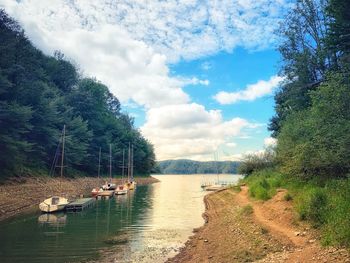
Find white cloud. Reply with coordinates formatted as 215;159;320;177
141;103;259;161
1;0;291;63
0;0;289;160
201;61;212;71
214;75;284;104
264;137;277;147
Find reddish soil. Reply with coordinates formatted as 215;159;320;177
0;176;159;221
167;186;350;263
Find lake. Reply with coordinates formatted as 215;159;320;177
0;174;241;263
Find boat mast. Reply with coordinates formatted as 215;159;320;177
131;144;134;181
109;144;112;180
122;149;125;181
60;125;66;178
128;142;131;182
98;147;101;178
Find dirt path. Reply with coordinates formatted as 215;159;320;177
167;186;350;263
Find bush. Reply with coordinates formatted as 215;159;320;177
322;179;350;246
296;188;328;227
238;146;276;175
244;169;283;200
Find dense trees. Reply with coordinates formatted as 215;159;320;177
269;0;350;178
158;159;240;174
0;10;155;178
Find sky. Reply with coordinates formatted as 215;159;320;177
0;0;292;161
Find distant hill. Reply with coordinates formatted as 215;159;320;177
157;159;240;174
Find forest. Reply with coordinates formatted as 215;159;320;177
157;159;240;174
0;10;156;179
239;0;350;247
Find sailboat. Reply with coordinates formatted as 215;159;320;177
204;152;224;191
102;144;116;191
115;149;128;195
39;125;69;213
92;147;104;197
124;143;136;190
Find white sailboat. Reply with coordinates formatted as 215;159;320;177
124;143;136;190
39;125;69;213
204;152;224;191
115;149;128;195
102;144;116;191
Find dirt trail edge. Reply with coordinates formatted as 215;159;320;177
167;186;350;263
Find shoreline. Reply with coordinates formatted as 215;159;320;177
167;187;350;263
0;176;159;222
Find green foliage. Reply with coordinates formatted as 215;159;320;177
157;159;240;174
295;187;328;227
245;170;350;247
322;179;350;246
237;147;276;175
277;72;350;178
243;169;283;200
0;10;155;178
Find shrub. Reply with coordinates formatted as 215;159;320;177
296;188;328;227
238;146;276;175
322;179;350;246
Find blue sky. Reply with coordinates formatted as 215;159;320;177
1;0;290;161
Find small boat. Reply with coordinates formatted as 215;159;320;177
102;182;116;190
96;190;114;197
205;185;224;191
91;187;103;197
124;181;136;190
39;125;69;213
39;196;69;213
115;184;128;195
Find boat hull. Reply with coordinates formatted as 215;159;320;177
39;197;69;213
124;181;136;190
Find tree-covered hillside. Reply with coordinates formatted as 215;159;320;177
268;0;350;178
0;10;155;178
157;159;240;174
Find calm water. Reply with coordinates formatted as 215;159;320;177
0;174;241;263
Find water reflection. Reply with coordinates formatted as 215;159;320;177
38;213;67;227
0;174;241;263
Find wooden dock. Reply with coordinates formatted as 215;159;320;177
66;198;95;212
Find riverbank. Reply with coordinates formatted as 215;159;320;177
167;186;350;263
0;176;159;221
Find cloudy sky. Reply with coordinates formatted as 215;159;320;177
1;0;290;161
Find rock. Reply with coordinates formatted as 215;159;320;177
308;239;316;243
294;232;301;236
204;239;208;243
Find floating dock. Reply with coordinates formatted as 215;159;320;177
66;198;95;212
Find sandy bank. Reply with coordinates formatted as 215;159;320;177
0;176;159;221
167;187;350;263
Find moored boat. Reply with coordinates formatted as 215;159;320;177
39;196;69;213
115;184;128;195
39;125;69;213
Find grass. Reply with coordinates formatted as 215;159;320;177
239;205;254;216
242;168;350;248
243;169;283;200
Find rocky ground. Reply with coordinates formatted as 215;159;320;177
0;176;159;221
167;186;350;263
